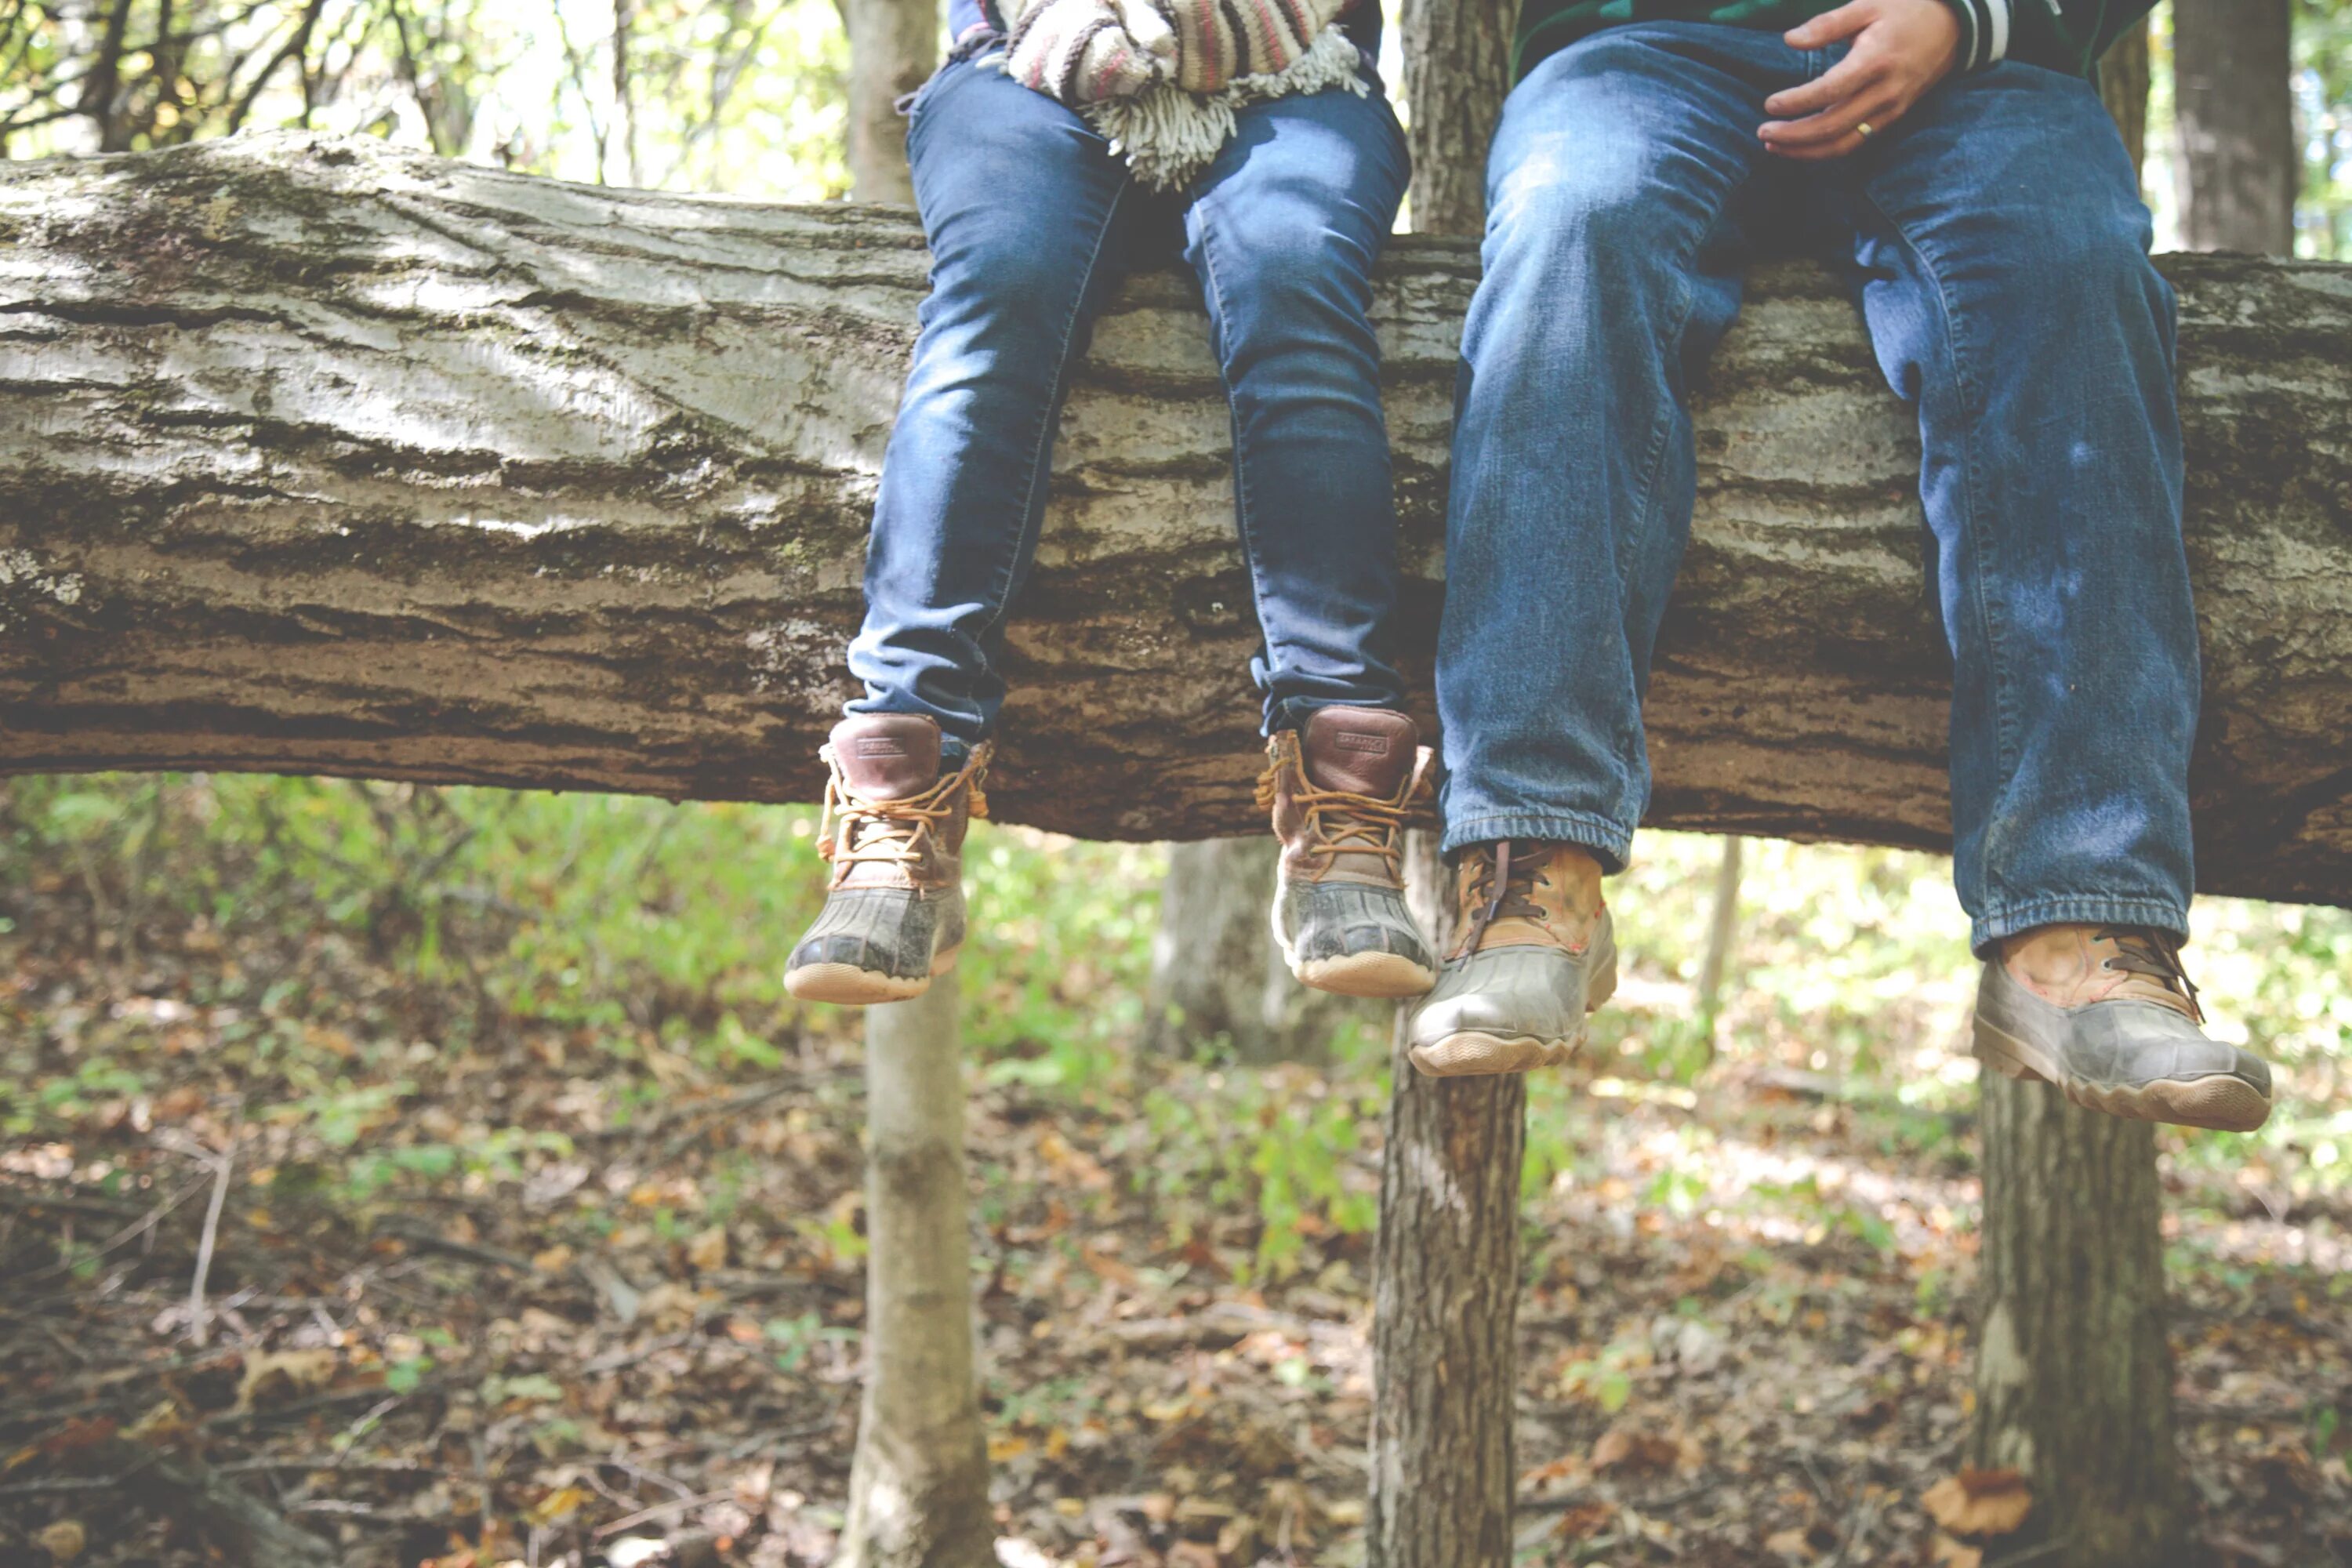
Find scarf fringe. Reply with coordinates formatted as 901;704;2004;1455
996;26;1367;190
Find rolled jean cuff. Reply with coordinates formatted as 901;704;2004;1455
1970;894;2190;961
1439;809;1632;874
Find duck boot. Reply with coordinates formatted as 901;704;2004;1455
1259;707;1438;1000
783;714;989;1006
1406;840;1617;1076
1973;924;2271;1132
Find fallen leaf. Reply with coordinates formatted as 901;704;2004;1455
37;1519;85;1562
1592;1428;1681;1474
687;1225;728;1272
527;1486;593;1526
236;1348;339;1411
1922;1468;2032;1538
1763;1526;1812;1562
1931;1537;1984;1568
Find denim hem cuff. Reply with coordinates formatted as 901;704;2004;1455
1970;894;2190;960
1439;810;1632;874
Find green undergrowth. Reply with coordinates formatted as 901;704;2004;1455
5;773;2348;1287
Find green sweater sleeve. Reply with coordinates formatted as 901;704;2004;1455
1944;0;2158;75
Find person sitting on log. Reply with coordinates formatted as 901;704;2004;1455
784;0;1439;1007
1402;0;2276;1131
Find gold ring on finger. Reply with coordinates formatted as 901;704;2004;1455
1856;120;1876;138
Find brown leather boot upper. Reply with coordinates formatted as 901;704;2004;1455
1450;840;1608;960
1259;706;1428;890
1998;923;2201;1021
819;714;988;894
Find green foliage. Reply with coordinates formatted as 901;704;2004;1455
4;769;2348;1265
1;0;851;198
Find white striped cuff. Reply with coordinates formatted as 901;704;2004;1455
1947;0;2010;70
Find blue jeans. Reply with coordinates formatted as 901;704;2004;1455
848;52;1412;751
1439;23;2198;956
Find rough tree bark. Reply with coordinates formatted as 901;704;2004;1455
2173;0;2298;254
1399;0;1517;234
1369;833;1524;1568
3;135;2350;906
1969;1088;2183;1565
1958;62;2186;1568
841;975;995;1568
836;0;936;202
1370;16;1525;1546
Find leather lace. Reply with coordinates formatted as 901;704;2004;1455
1455;839;1548;957
1254;753;1428;877
817;742;992;889
2096;926;2204;1023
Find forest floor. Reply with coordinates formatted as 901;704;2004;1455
5;808;2351;1568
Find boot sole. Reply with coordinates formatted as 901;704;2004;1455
1406;960;1617;1078
1295;949;1439;1000
1409;1029;1584;1076
1971;1015;2270;1134
784;943;962;1007
1270;898;1436;1000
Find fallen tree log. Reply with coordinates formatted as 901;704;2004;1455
2;133;2348;902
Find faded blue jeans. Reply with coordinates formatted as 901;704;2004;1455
848;50;1412;753
1438;23;2198;956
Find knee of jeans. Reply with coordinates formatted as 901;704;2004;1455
2036;200;2165;318
1486;150;1676;293
1200;226;1380;376
924;230;1097;347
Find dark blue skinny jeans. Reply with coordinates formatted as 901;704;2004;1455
847;51;1413;751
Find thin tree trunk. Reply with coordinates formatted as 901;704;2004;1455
612;0;638;187
2100;18;2151;178
1964;79;2185;1568
842;973;994;1568
1693;833;1743;1044
2173;0;2297;253
1969;1083;2184;1566
837;0;936;202
1401;0;1516;234
1369;832;1524;1568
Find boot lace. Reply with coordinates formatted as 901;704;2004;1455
2095;926;2204;1023
817;742;991;888
1254;750;1429;877
1454;839;1549;957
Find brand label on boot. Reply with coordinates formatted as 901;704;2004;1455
1334;732;1391;755
855;738;909;758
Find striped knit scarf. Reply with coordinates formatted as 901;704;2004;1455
987;0;1367;188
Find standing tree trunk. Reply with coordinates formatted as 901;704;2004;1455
837;0;938;202
1693;834;1744;1050
1962;56;2187;1568
1969;1087;2183;1565
1149;838;1374;1064
1400;0;1518;234
1369;834;1525;1568
1368;10;1528;1559
833;1;971;1554
2173;0;2298;253
842;974;995;1568
2100;18;2152;178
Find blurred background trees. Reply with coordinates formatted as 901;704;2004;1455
4;3;2351;1564
6;0;2352;252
